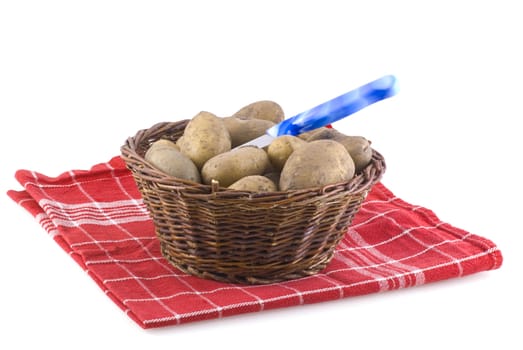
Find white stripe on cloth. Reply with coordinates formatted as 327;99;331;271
38;199;150;227
345;228;426;287
327;235;472;276
70;236;157;248
35;213;59;238
337;223;445;252
335;240;390;292
22;174;136;189
361;206;464;276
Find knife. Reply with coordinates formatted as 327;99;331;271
237;74;399;149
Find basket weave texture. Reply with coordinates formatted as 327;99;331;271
121;120;386;284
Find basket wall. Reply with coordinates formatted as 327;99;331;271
121;120;386;284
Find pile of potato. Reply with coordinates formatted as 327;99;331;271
144;100;373;192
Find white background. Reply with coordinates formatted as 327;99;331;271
1;1;521;349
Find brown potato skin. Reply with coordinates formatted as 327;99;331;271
304;128;373;173
201;146;270;187
232;100;285;124
267;135;306;171
228;175;278;192
297;127;331;141
334;135;373;173
147;139;179;152
223;116;275;147
145;142;201;183
279;140;355;191
177;111;231;169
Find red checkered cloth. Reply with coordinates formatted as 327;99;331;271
7;156;503;329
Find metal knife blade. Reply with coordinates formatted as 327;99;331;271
236;74;399;149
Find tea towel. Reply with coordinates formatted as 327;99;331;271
7;156;502;328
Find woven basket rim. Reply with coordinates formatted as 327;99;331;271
120;119;386;199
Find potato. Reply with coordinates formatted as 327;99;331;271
232;100;285;124
228;175;278;192
147;139;179;152
267;135;306;171
304;128;372;172
177;111;231;169
279;140;355;191
223;116;275;147
145;142;201;183
334;135;373;173
303;127;338;141
297;127;331;141
201;146;270;187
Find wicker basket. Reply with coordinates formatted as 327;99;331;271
120;120;386;284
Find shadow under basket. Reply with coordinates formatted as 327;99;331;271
121;120;386;284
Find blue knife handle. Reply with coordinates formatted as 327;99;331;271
266;75;399;137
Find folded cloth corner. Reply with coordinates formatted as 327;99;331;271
7;156;503;329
